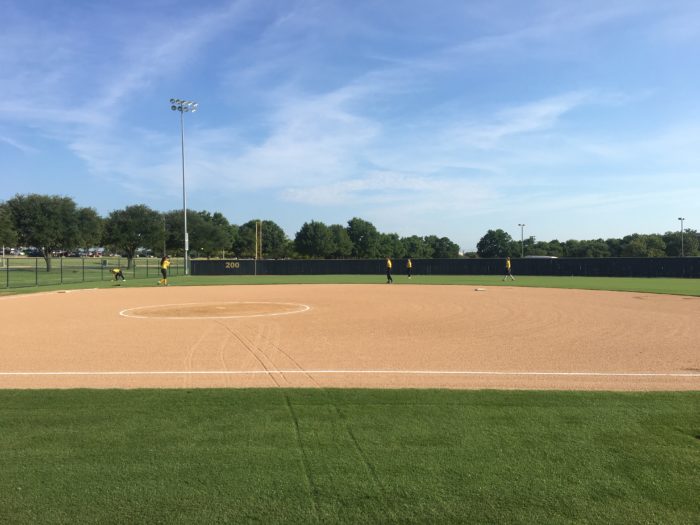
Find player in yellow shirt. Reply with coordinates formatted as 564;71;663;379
158;255;171;286
406;258;412;279
502;256;515;281
386;257;393;284
111;267;125;282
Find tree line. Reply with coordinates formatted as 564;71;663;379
0;194;460;270
475;228;699;259
2;195;695;271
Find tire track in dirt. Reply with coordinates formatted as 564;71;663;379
182;324;216;388
244;321;320;388
215;321;283;387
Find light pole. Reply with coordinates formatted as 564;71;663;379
678;217;685;257
518;223;526;258
170;98;198;275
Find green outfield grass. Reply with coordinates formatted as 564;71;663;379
1;272;699;297
1;389;698;523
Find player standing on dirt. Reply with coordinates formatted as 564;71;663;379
158;255;171;286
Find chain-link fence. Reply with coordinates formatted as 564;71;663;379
0;257;185;289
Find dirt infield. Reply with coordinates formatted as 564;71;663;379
1;284;699;390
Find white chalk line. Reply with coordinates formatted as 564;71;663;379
119;301;311;320
0;370;698;378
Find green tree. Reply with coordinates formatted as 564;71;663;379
425;235;460;258
347;217;380;258
544;240;564;257
233;220;256;257
76;207;103;251
567;239;611;258
102;205;163;268
191;211;234;259
162;210;184;257
619;234;665;257
401;235;433;258
227;223;240;258
476;229;513;258
295;221;333;258
378;233;405;258
328;224;353;258
663;230;699;256
643;234;666;257
621;236;648;257
606;238;623;257
162;210;233;259
6;194;81;270
0;203;18;250
235;220;290;258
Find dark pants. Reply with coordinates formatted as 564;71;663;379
161;269;167;279
386;269;393;283
114;271;124;281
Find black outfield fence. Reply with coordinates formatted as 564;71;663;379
191;257;700;278
2;256;697;290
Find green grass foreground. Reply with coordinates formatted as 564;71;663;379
1;273;700;297
1;389;698;523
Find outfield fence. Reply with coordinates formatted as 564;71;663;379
191;256;700;278
3;256;698;290
0;257;185;289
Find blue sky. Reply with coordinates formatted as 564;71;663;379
1;0;699;251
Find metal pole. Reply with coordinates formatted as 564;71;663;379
518;223;525;258
181;109;189;275
678;217;685;257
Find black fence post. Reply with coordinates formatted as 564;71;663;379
60;257;63;284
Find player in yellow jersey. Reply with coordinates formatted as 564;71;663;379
406;257;412;279
158;255;171;286
502;256;515;281
111;267;125;282
386;257;393;284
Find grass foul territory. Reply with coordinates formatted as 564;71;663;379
1;389;698;523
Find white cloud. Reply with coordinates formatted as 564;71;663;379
0;135;37;154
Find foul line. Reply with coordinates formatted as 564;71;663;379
0;370;699;378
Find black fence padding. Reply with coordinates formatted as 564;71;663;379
191;257;700;278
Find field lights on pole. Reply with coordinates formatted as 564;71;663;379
678;217;685;257
170;98;198;275
518;223;526;258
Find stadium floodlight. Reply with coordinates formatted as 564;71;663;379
678;217;685;257
170;98;198;275
518;223;526;258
